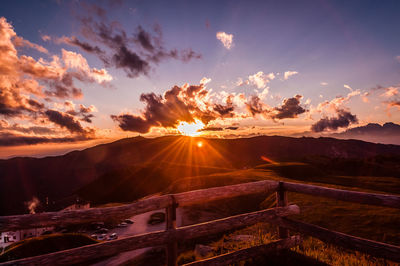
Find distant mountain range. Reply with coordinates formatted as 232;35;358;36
328;122;400;145
1;135;400;215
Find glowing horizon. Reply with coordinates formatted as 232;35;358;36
0;0;399;158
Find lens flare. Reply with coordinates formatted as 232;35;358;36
177;119;205;136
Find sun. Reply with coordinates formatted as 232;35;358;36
197;141;203;148
177;119;205;136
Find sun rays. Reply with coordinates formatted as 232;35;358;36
142;136;233;181
177;120;205;137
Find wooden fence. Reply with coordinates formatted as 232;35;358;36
0;180;399;265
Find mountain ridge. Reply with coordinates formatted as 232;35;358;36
1;135;400;215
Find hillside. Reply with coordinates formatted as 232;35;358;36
1;135;400;215
330;122;400;145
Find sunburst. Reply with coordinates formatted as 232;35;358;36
177;119;205;136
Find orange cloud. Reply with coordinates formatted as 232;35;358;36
0;17;108;145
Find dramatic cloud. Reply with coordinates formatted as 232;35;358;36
237;71;275;100
216;31;234;49
200;126;238;132
13;35;48;54
313;89;360;116
270;95;306;120
62;49;112;83
111;82;235;133
0;132;90;146
248;71;275;89
0;17;102;145
0;120;54;135
246;95;307;120
0;17;111;109
308;87;361;132
283;71;298;80
45;109;95;137
372;85;400;112
246;96;266;116
56;6;201;78
111;82;247;134
311;109;358;132
62;102;97;123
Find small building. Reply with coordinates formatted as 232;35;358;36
0;226;54;249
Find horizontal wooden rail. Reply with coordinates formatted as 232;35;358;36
278;218;400;262
174;179;278;206
2;180;399;232
0;180;279;232
183;235;302;266
0;195;171;232
283;182;400;209
0;205;299;265
2;179;399;265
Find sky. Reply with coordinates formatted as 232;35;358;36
0;0;400;158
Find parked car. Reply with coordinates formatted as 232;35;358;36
117;222;128;227
148;212;165;225
124;219;134;224
108;233;118;240
97;234;107;241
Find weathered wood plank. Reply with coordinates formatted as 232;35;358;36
282;181;400;209
0;195;171;231
166;196;178;266
0;180;279;232
0;230;171;266
0;205;299;265
175;205;299;241
183;235;302;266
175;180;279;207
276;181;289;238
277;218;400;262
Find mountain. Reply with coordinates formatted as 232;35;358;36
1;135;400;215
329;122;400;145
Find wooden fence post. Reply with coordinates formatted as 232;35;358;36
276;181;289;239
166;195;178;266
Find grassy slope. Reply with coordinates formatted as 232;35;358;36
168;166;400;265
77;161;233;205
2;163;398;265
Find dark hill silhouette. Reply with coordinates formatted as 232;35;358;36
330;122;400;145
1;135;400;215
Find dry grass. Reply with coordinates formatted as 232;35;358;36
175;166;400;265
178;223;398;265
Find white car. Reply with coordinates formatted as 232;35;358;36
97;234;107;241
108;233;118;240
117;222;128;227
